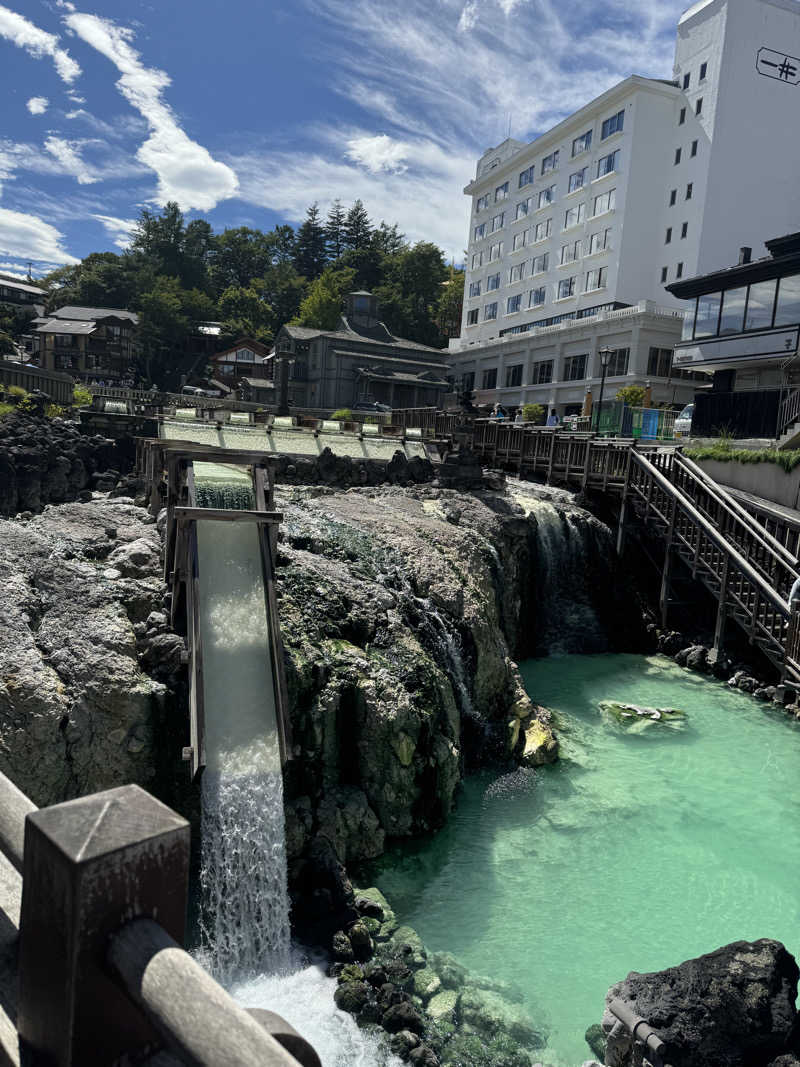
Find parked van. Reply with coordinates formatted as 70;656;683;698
674;403;694;438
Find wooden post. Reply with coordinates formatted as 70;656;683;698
616;446;634;557
713;556;730;656
659;495;677;629
18;785;189;1067
547;431;556;484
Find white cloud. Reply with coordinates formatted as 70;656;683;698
0;4;80;83
26;96;49;116
43;137;97;185
0;206;78;264
345;134;408;174
458;2;478;32
63;12;239;211
92;213;136;248
66;90;85;102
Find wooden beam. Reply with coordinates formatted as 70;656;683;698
174;507;283;524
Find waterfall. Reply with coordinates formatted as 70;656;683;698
529;498;608;655
193;463;291;982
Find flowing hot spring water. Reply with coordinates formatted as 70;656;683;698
367;653;800;1065
189;461;401;1065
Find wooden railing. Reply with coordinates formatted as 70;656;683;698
0;770;318;1067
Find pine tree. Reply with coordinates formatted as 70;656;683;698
325;199;346;261
293;203;328;280
343;200;373;252
373;221;405;256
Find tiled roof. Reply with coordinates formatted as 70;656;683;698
35;318;97;335
0;278;46;296
282;320;444;355
51;305;139;324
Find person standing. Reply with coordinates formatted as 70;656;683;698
546;408;559;427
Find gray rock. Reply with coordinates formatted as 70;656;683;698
382;1000;426;1034
331;931;354;963
459;986;543;1047
390;1030;420;1057
333;980;370;1014
602;939;799;1067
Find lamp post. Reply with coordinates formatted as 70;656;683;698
594;346;613;434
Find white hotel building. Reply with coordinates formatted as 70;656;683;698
449;0;800;416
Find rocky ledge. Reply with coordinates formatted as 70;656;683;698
0;496;181;805
331;887;544;1067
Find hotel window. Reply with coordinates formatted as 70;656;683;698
495;181;509;201
489;241;503;261
745;279;777;329
686;182;693;200
519;165;535;188
532;252;550;274
463;371;475;391
487;272;501;291
568;167;588;193
676;262;683;279
681;222;688;239
585;266;607;291
471;251;483;269
665;227;672;244
691;140;698;157
509;261;526;283
506;364;523;387
694;292;721;337
774;275;800;326
534;218;552;242
482;367;498;389
682;72;690;89
532;360;553;384
601;109;624;139
516;198;532;220
474;223;486;240
491;213;505;232
661;266;668;283
563;353;587;379
538;185;556;209
679;107;686;125
603;347;629;376
669;189;677;206
561;240;581;265
484;302;498;321
506;294;522;314
587;227;611;254
595;150;620;179
647;347;672;377
695;97;703;115
700;61;707;80
476;194;490;212
592;188;615;216
675;147;682;165
469;281;481;297
564;203;585;229
572;129;592;156
529;286;546;308
541;150;560;174
512;230;528;252
558;277;576;299
466;308;479;325
719;286;747;334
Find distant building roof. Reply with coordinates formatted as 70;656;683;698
197;321;222;336
211;338;272;361
51;305;139;324
0;277;47;296
35;318;97;336
282;321;444;355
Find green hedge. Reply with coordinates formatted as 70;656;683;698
685;444;800;474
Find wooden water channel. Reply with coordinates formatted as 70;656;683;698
469;421;800;682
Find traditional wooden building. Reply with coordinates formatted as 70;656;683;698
209;338;272;384
33;306;139;379
272;291;450;410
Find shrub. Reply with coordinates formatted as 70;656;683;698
7;385;27;399
685;444;800;474
45;403;65;418
615;384;646;407
522;403;544;424
331;408;352;420
72;384;93;407
0;401;13;419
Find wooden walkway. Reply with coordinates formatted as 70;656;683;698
470;422;800;681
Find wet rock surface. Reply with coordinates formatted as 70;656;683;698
0;495;177;805
330;888;545;1066
601;939;800;1067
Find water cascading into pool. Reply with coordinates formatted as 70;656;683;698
529;498;608;655
193;462;291;982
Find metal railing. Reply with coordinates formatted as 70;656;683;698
778;387;800;440
0;771;318;1067
607;998;672;1067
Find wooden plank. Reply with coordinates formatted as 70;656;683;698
174;507;283;524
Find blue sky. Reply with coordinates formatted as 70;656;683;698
0;0;686;277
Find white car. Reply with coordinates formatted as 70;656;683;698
674;403;694;438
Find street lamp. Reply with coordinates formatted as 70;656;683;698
594;346;613;434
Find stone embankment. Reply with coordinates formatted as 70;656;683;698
0;412;133;517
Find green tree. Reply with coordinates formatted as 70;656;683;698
256;262;307;335
292;267;355;330
615;384;646;407
131;202;187;279
218;285;272;343
522;403;545;424
0;330;15;356
337;245;384;292
435;266;464;340
136;278;216;388
210;227;278;292
293;203;328;280
325;199;346;260
375;241;448;346
372;221;405;256
270;224;296;264
343;200;373;251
